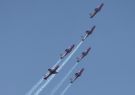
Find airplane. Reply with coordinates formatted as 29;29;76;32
70;68;84;83
90;3;104;18
44;65;59;80
76;47;91;62
81;26;96;41
60;44;75;59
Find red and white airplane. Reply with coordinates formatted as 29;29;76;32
77;47;91;62
44;65;59;80
60;44;75;59
90;3;104;18
70;68;84;83
82;26;96;41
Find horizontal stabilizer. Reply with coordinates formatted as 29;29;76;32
75;73;79;76
86;30;90;34
65;49;69;52
48;69;52;72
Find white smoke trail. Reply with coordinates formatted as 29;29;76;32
26;78;44;95
50;63;78;95
60;84;72;95
34;75;55;95
34;41;83;95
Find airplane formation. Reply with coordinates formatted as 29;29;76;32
26;3;104;95
44;2;104;81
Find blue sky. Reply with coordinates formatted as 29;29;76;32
0;0;135;95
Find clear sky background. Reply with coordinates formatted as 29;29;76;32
0;0;135;95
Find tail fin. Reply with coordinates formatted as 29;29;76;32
60;53;63;59
70;78;73;83
44;77;47;80
81;36;84;41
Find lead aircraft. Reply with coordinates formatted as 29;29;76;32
44;65;59;80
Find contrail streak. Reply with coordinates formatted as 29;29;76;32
50;63;78;95
26;78;44;95
26;59;61;95
34;41;83;95
34;75;55;95
60;84;72;95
